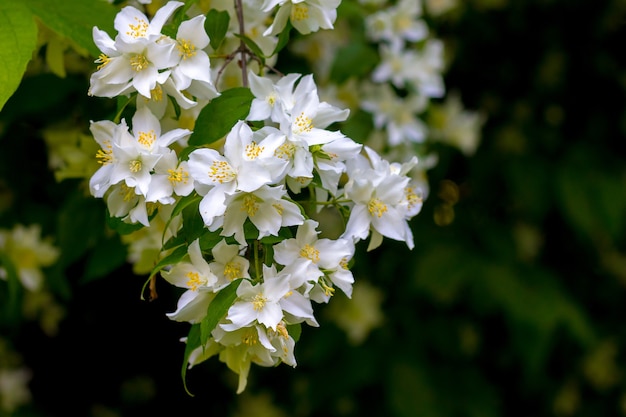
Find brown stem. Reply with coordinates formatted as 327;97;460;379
234;0;248;87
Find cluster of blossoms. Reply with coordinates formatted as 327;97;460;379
87;0;425;393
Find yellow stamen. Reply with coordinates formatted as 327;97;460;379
186;271;203;291
291;3;309;21
95;141;113;165
245;142;264;160
299;244;320;263
126;17;149;38
293;112;313;134
168;167;189;185
223;262;241;281
242;195;260;217
130;54;149;72
177;39;197;59
208;160;236;184
368;198;388;218
252;293;267;311
137;130;156;147
95;53;111;70
275;142;296;160
129;159;142;173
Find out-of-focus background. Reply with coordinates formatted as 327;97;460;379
1;0;626;416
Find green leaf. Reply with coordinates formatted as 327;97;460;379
188;87;254;146
271;21;291;56
82;235;128;284
330;42;379;84
206;9;230;51
200;279;243;348
234;33;266;61
24;0;118;58
286;323;301;342
147;244;189;281
0;2;37;112
106;210;146;235
0;252;23;326
181;323;201;396
181;197;206;243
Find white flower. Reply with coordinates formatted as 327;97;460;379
0;224;59;292
146;150;194;204
223;275;291;331
219;184;305;246
365;0;428;49
106;183;151;226
263;0;341;36
360;82;428;146
209;239;251;287
342;147;415;250
274;220;350;289
247;72;301;123
171;14;214;90
188;121;287;228
162;239;219;323
114;1;183;43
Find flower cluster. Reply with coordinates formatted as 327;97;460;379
86;0;432;393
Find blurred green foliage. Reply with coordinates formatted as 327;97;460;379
1;0;626;416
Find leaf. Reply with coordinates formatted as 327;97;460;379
0;252;23;326
188;87;254;146
106;210;146;235
82;235;128;284
286;323;301;342
181;323;201;396
234;33;266;61
271;21;291;57
0;2;38;112
24;0;118;58
200;279;243;348
206;9;230;51
330;42;379;84
147;244;189;281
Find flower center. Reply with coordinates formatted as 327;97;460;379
223;262;242;281
208;160;236;184
299;244;320;263
129;159;142;173
130;54;149;72
186;271;203;291
368;198;388;218
293;112;314;134
168;167;189;184
242;194;260;217
126;17;149;38
292;3;309;21
177;39;197;59
252;293;267;311
275;142;296;160
245;142;265;160
137;130;156;147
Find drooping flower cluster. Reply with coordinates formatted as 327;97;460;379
86;0;434;394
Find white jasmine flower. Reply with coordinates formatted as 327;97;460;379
342;147;414;250
171;14;213;90
0;224;59;292
360;82;428;146
208;239;251;287
218;185;304;246
365;0;428;49
247;72;301;123
188;121;287;228
263;0;341;36
223;275;291;331
162;239;220;323
114;1;183;43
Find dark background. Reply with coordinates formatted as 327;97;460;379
2;0;626;415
